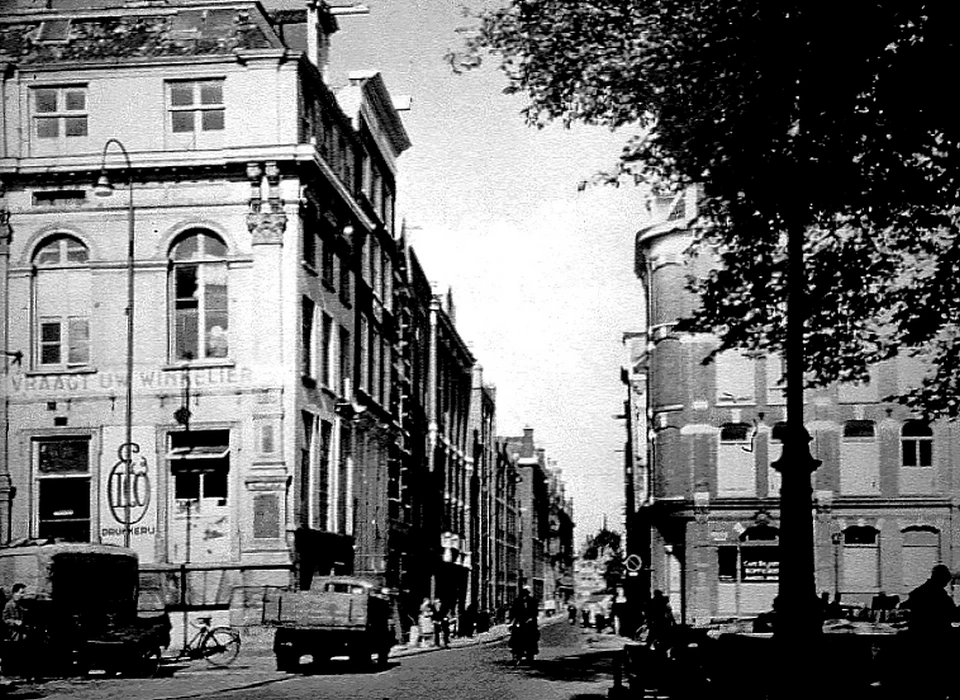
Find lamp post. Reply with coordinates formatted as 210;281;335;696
95;138;135;549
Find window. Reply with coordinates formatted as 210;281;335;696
34;437;91;541
715;350;755;405
302;224;317;269
339;248;351;305
841;420;879;494
33;235;91;370
317;420;332;529
767;422;786;497
339;326;351;396
33;86;87;140
902;421;933;468
321;225;336;285
300;412;313;528
320;312;333;387
169;231;229;362
168;80;225;133
370;237;381;294
901;420;935;494
717;422;755;497
301;297;315;379
337;423;351;533
359;316;369;393
902;527;939;591
40;317;89;366
841;526;880;593
765;352;786;405
168;430;230;505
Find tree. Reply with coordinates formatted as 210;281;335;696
580;527;625;591
450;2;960;417
451;0;960;674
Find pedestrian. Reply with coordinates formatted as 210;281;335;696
418;598;434;647
898;564;956;699
2;583;30;679
644;590;675;650
431;599;450;648
567;603;578;624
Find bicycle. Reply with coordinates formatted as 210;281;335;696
170;616;241;668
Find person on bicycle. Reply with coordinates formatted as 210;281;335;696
509;587;539;660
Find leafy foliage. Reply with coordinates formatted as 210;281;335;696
452;2;960;418
580;527;624;590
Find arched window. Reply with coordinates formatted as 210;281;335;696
169;230;229;361
902;526;940;590
32;234;91;368
901;421;933;468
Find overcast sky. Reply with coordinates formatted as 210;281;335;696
327;0;650;539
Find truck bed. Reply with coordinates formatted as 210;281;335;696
264;590;370;629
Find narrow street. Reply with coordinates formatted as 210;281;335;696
10;622;627;700
224;623;623;700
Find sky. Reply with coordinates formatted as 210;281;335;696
327;1;651;539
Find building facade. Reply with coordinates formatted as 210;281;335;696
0;0;571;641
634;187;960;626
0;0;414;629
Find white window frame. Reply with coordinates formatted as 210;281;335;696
901;420;933;468
38;315;90;368
32;84;88;142
169;231;229;363
167;79;225;134
33;235;92;371
717;422;756;497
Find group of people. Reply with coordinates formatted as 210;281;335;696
414;598;451;648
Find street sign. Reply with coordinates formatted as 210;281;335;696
624;554;642;572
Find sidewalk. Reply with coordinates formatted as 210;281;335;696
6;617;571;700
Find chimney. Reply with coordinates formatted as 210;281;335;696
522;427;534;458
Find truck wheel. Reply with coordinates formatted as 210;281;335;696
350;651;372;668
275;652;297;673
377;647;390;667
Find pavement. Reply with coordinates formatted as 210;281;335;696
2;616;627;700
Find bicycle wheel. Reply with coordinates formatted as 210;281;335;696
201;627;241;667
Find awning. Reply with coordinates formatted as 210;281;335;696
166;445;230;460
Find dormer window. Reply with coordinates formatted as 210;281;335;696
33;86;87;140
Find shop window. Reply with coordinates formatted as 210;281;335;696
34;437;91;541
32;234;91;370
169;230;229;362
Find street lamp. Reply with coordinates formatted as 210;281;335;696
95;138;135;549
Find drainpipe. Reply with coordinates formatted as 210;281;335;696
0;191;13;545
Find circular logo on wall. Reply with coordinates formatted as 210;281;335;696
108;442;151;526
